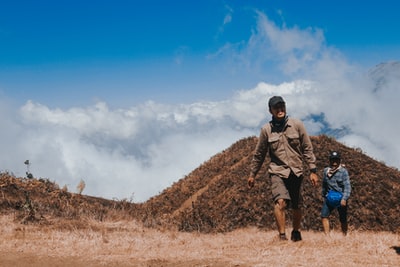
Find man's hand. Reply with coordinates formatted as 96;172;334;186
309;172;318;187
247;177;255;188
340;199;347;206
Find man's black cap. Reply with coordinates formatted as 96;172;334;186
268;96;285;108
329;151;341;160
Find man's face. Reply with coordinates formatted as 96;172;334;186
330;159;340;168
270;103;286;120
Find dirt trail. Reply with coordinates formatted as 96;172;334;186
171;157;249;217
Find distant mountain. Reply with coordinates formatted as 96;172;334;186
312;61;400;139
368;61;400;93
141;135;400;233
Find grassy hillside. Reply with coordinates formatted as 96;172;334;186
1;135;399;234
141;135;400;233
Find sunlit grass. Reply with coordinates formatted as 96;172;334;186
0;215;398;266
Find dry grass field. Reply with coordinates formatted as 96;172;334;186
0;214;398;267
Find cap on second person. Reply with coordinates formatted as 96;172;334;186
329;151;341;160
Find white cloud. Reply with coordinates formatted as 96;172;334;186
5;98;257;202
214;4;234;41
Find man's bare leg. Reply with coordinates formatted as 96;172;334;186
274;199;286;237
322;218;330;234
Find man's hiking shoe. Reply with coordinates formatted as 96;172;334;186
279;233;288;241
291;230;302;242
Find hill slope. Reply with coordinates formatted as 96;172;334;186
0;174;140;228
1;135;399;234
141;135;400;233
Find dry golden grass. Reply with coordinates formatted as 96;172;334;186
0;215;398;267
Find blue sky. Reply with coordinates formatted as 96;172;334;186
0;1;400;201
1;0;399;107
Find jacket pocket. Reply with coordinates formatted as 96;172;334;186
268;135;280;150
286;133;300;149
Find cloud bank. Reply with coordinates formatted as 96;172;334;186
1;12;398;202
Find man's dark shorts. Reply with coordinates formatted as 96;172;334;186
270;172;303;209
321;200;348;223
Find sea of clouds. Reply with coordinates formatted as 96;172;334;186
1;12;399;202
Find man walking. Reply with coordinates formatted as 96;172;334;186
247;96;319;241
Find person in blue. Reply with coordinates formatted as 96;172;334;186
321;151;351;235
